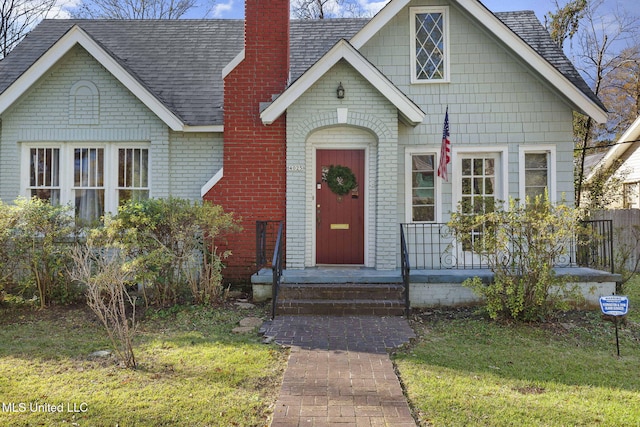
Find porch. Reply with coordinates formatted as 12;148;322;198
252;220;621;317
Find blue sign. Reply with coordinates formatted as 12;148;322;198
599;296;629;316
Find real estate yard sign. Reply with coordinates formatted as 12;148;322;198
600;296;629;357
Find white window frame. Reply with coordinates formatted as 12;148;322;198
21;142;150;219
26;145;61;204
518;145;556;203
410;6;450;84
405;148;440;223
452;146;508;212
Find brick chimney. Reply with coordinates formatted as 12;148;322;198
204;0;290;280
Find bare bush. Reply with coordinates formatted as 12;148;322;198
71;244;137;369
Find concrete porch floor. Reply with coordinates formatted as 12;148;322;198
252;266;620;285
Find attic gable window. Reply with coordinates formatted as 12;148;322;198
411;7;450;83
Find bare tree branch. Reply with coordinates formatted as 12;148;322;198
0;0;61;58
71;0;200;19
291;0;371;19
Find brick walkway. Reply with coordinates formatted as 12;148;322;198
261;316;417;427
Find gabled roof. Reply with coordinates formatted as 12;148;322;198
351;0;606;123
587;115;640;181
261;39;425;126
0;19;245;129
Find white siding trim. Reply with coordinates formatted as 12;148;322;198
588;114;640;182
518;145;557;202
222;49;245;79
182;125;224;133
201;167;224;197
404;147;441;223
451;145;509;211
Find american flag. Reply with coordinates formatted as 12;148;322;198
437;108;450;181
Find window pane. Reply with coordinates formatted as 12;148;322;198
118;148;149;206
119;190;150;206
31;189;60;204
525;153;547;169
462;159;472;175
473;159;483;175
75;189;104;224
415;12;445;80
74;148;105;223
524;152;548;199
28;148;60;203
413;206;435;222
411;154;435;222
75;148;104;187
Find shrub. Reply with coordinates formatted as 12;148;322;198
449;193;581;321
94;198;240;307
10;197;82;307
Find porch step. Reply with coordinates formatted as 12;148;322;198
275;283;406;316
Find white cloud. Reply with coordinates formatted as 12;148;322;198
52;0;83;19
212;0;235;18
360;0;390;16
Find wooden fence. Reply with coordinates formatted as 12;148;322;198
590;209;640;272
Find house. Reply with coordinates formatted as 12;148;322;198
0;0;618;308
587;115;640;208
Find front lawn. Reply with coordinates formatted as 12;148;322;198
394;279;640;426
0;302;286;426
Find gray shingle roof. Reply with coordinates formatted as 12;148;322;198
0;19;245;126
0;13;602;126
494;10;605;112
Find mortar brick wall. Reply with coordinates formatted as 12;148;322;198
204;0;290;280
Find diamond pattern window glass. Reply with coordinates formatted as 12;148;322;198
411;7;448;82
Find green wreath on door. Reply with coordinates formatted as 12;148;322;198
326;165;357;196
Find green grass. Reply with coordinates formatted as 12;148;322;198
394;278;640;427
0;301;287;426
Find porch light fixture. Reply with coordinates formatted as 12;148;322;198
337;82;345;99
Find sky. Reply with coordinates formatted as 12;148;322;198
52;0;637;24
203;0;612;21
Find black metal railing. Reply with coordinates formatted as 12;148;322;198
256;220;282;272
271;222;285;320
400;224;411;316
400;219;615;273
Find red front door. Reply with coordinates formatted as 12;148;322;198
316;149;365;264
